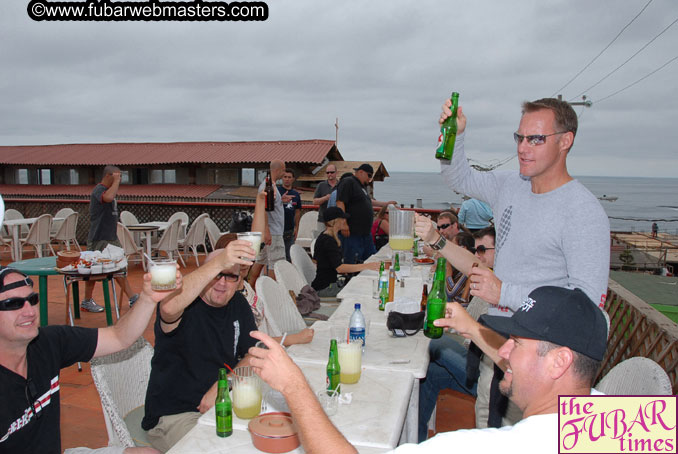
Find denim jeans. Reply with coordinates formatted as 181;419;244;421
339;233;376;264
282;229;295;261
418;335;477;442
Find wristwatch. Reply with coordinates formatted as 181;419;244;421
429;234;447;251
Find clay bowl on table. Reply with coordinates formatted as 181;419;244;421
57;251;81;269
248;412;300;453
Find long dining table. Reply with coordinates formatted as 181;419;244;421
167;246;433;453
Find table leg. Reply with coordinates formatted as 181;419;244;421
145;231;153;268
102;278;114;326
400;379;420;444
12;225;20;261
39;275;48;326
72;281;80;319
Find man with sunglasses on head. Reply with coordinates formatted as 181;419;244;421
140;241;258;452
313;163;339;238
0;266;176;454
336;163;396;263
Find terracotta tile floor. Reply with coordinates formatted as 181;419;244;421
1;250;475;450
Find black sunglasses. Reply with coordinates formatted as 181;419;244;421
367;173;373;179
0;292;39;311
437;223;452;230
513;131;566;146
216;272;240;282
326;171;336;174
473;245;495;254
25;378;42;420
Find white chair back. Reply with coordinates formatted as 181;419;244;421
119;211;139;226
154;218;185;266
52;211;81;251
295;211;318;249
290;244;316;286
51;207;75;235
90;337;154;448
274;260;307;296
596;357;672;395
255;276;307;338
117;223;146;271
180;213;209;266
204;217;228;251
3;209;27;236
21;214;54;259
167;212;189;240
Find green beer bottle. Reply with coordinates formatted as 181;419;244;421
326;339;341;395
379;270;389;311
424;258;447;339
435;92;460;160
394;253;400;271
215;368;232;437
413;239;419;258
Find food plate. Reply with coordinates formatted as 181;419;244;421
413;257;434;264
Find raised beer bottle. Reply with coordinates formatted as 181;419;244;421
265;172;275;212
424;258;447;339
435;92;460;160
215;368;232;437
326;339;341;395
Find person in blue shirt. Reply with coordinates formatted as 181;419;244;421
457;198;493;232
277;168;303;261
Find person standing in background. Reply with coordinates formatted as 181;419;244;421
82;166;137;313
278;168;302;261
458;198;493;232
312;164;338;238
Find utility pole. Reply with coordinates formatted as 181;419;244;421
335;117;339;147
558;94;592;108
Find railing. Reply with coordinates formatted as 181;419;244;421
600;279;678;393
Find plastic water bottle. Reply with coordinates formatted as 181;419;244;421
349;303;366;350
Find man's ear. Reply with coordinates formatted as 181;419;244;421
550;347;575;380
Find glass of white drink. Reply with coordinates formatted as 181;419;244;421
337;341;362;384
232;366;262;419
236;232;263;262
388;208;415;251
149;259;177;291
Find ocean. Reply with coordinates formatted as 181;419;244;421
374;173;678;233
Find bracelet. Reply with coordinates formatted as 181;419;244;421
429;234;447;251
158;311;183;325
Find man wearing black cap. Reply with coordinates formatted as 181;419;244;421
0;266;174;454
247;286;608;454
335;163;396;263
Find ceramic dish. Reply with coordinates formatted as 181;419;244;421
248;412;299;453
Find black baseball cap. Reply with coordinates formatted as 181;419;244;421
353;164;374;174
324;207;350;222
481;286;608;361
0;267;34;294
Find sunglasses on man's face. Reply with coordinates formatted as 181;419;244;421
437;223;452;231
0;293;39;311
473;245;495;254
326;171;336;174
513;131;566;146
216;272;240;282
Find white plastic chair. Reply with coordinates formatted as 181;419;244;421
90;337;154;448
19;214;54;259
255;276;307;338
3;209;27;238
204;217;229;251
119;211;139;226
117;223;146;271
274;260;308;296
290;244;316;286
179;213;209;266
167;212;189;240
50;207;75;236
596;357;672;395
295;211;318;249
153;218;185;267
51;211;81;252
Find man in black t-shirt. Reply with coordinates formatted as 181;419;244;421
142;241;259;452
336;163;395;264
0;265;174;454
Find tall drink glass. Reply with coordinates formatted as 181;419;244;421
337;341;362;384
388;207;415;251
232;366;262;419
236;232;263;262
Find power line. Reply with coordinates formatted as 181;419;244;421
594;54;678;104
551;0;653;97
570;15;678;101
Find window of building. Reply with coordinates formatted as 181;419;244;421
16;169;28;184
69;169;79;184
257;169;268;186
121;170;129;184
241;168;255;186
150;169;176;184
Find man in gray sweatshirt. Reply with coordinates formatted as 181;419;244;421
426;97;609;430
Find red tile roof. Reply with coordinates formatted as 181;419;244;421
0;140;340;166
0;184;221;199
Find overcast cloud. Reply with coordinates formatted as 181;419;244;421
1;0;677;177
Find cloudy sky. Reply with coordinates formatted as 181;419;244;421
1;0;677;177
